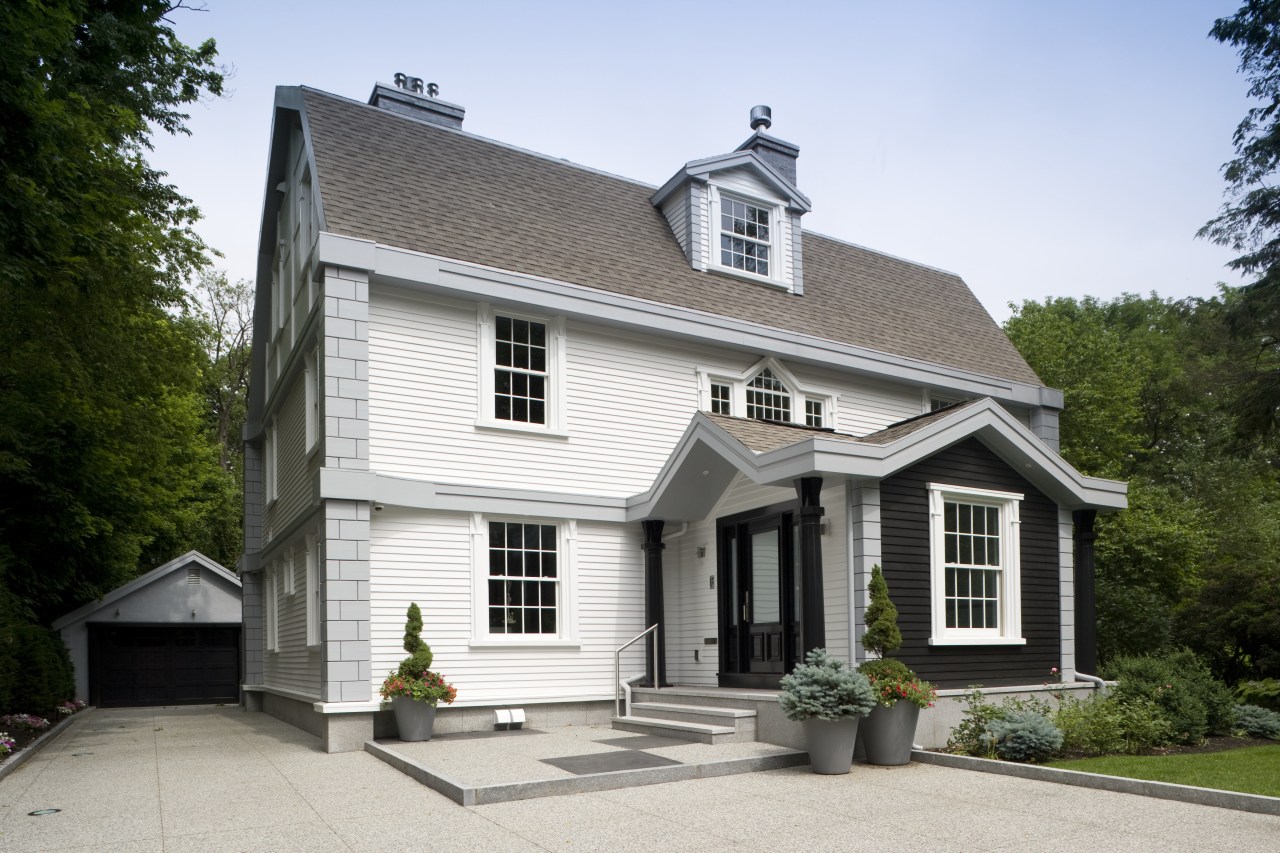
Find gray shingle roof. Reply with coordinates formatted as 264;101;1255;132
300;88;1042;386
706;398;985;454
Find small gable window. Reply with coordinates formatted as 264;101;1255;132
746;368;791;422
701;358;836;430
720;198;771;277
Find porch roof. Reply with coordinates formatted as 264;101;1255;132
626;398;1127;522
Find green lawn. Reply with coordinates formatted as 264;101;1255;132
1047;745;1280;798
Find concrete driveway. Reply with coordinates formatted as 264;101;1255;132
0;706;1275;852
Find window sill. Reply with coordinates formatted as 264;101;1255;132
708;265;793;292
468;639;581;650
474;418;569;439
928;636;1027;647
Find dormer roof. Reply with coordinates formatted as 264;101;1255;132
650;149;811;212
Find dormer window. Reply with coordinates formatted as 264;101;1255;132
746;368;790;422
720;198;771;277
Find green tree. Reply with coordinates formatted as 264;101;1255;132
1200;1;1280;434
0;1;223;623
861;564;902;658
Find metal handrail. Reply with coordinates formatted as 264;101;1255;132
614;624;659;717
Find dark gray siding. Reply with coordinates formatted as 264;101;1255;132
880;438;1060;688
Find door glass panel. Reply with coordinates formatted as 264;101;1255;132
751;528;781;623
727;530;738;626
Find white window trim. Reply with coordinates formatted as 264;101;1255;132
697;357;838;429
265;563;280;653
264;419;278;506
282;548;296;596
468;513;579;648
927;483;1025;646
304;348;320;455
706;185;789;290
305;532;320;647
475;303;568;437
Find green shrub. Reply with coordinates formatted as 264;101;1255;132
948;688;1006;757
1053;693;1172;755
861;565;902;657
779;648;875;721
858;657;913;683
984;710;1063;763
1234;704;1280;739
1103;649;1235;744
4;623;74;715
1237;678;1280;712
395;602;433;678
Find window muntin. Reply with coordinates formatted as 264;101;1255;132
494;316;548;425
711;383;732;415
746;368;791;422
720;198;771;276
928;484;1024;645
805;400;824;428
487;521;559;635
943;502;1002;630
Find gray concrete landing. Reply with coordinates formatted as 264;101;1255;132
365;724;807;805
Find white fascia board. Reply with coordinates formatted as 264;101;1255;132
650;150;811;212
342;236;1045;407
316;232;376;272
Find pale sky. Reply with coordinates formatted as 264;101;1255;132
153;0;1252;323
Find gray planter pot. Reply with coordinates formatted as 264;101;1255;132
391;695;438;742
858;700;920;766
802;717;861;774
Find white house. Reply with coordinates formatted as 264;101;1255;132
241;79;1126;752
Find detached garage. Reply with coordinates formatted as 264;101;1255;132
53;551;243;708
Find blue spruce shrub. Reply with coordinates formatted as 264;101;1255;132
984;709;1064;763
779;648;876;721
1234;704;1280;740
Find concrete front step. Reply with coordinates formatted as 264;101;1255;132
628;702;758;738
611;715;753;744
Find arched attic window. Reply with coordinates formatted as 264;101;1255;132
746;368;791;422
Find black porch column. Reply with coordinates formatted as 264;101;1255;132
795;477;826;654
1073;509;1098;675
641;520;668;687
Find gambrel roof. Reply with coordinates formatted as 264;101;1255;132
294;87;1042;386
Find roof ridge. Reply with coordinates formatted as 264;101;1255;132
299;86;662;192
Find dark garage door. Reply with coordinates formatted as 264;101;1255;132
89;625;241;708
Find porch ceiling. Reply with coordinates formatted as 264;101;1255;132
626;399;1127;522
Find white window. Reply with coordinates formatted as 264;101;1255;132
699;358;835;429
746;368;791;422
305;532;320;647
470;514;578;646
264;563;280;652
304;348;319;452
710;382;732;416
282;548;296;596
264;419;277;504
928;484;1025;646
476;305;566;434
719;196;771;277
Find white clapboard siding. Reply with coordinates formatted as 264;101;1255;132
660;188;691;261
664;475;850;685
787;362;923;434
267;377;315;535
264;552;321;697
368;288;927;497
369;509;646;705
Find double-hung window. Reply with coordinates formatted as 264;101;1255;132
478;306;566;434
305;533;320;647
264;563;280;652
487;521;559;635
720;197;771;277
928;484;1025;645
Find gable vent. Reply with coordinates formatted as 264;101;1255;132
187;566;201;584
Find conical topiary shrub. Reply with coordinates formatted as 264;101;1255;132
861;564;902;658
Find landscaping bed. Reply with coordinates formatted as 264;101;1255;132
1048;742;1280;798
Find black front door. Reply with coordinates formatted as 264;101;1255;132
719;504;800;688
